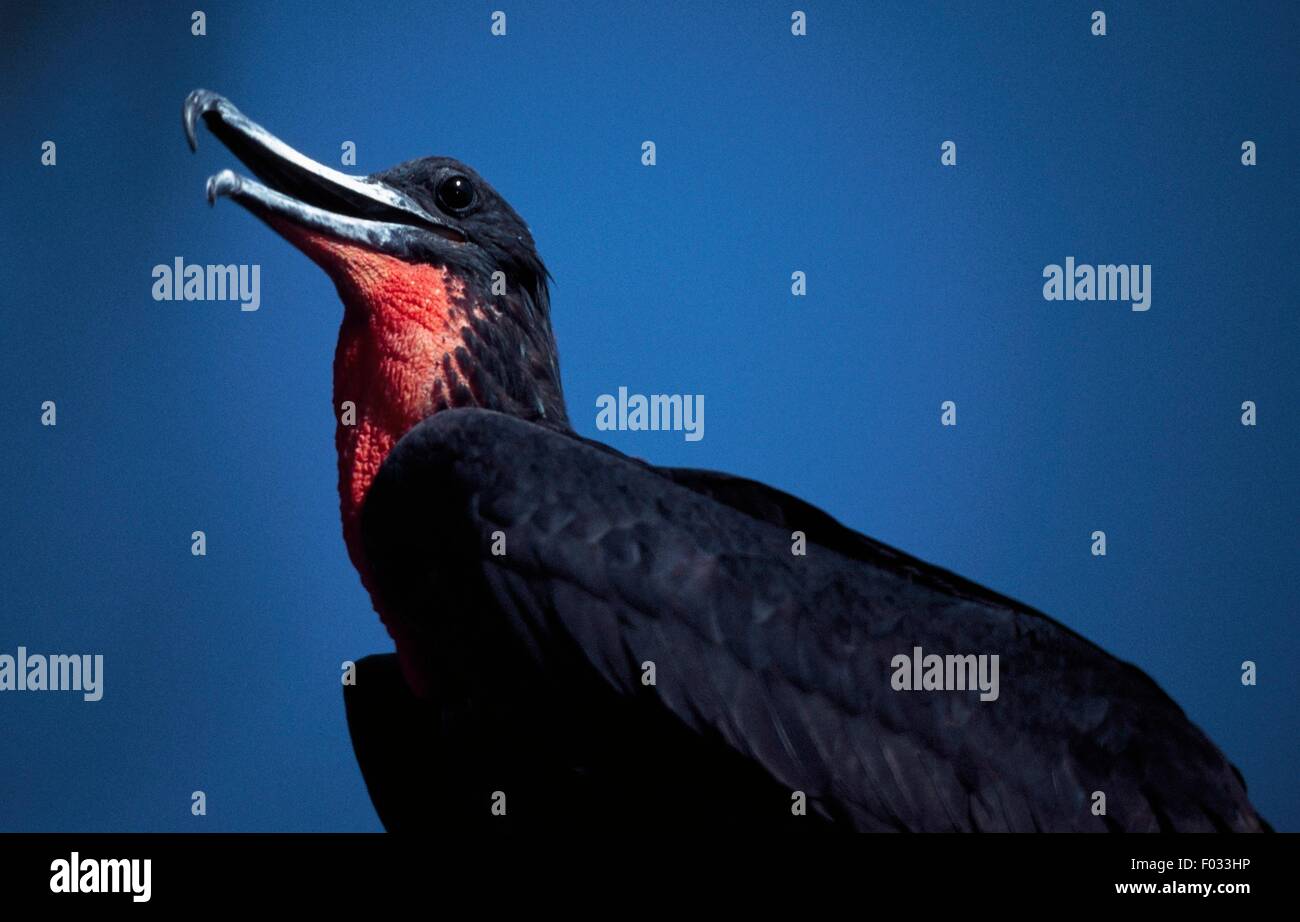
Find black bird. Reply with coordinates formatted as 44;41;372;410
184;90;1268;832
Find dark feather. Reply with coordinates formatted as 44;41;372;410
352;408;1267;831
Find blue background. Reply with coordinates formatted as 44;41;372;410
1;1;1295;831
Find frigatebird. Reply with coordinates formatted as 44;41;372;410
183;89;1268;832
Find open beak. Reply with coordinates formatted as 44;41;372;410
183;89;465;253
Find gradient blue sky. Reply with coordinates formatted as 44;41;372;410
1;1;1296;831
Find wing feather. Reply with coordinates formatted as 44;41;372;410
357;409;1267;832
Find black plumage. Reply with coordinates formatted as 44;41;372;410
349;409;1267;831
183;89;1268;833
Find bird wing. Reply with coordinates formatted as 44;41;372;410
354;407;1265;831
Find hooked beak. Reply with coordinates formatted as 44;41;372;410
183;89;466;253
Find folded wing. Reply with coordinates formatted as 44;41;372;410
352;408;1266;832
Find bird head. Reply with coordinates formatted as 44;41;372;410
184;89;568;575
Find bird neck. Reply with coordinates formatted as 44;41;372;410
275;231;567;582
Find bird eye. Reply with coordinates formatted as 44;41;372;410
436;175;476;214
